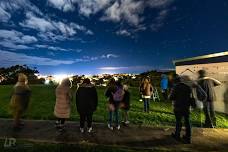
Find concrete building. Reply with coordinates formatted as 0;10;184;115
173;51;228;114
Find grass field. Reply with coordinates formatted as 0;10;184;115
0;85;228;128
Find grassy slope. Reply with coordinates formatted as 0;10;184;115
0;85;228;128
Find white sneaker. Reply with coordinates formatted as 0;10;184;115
117;125;121;130
108;124;113;130
80;128;84;133
88;127;93;133
125;121;130;125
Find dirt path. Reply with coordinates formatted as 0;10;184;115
0;119;228;151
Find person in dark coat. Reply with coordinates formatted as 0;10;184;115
76;78;98;133
197;70;221;128
169;75;193;144
121;84;130;125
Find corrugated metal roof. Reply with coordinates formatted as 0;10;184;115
173;51;228;65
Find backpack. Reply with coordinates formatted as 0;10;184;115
112;86;124;102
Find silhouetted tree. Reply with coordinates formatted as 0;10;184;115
0;65;43;84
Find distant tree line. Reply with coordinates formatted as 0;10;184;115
0;65;45;85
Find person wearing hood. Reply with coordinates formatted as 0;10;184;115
76;78;98;133
169;75;194;144
197;70;221;128
161;74;169;100
10;73;31;130
54;78;72;132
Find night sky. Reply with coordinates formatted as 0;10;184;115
0;0;228;75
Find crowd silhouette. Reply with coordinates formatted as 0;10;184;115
9;69;221;144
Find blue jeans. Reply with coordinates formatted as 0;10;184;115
143;98;150;112
108;102;120;126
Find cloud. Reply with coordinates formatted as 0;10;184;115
98;65;154;70
101;0;144;26
0;41;32;50
0;50;75;66
150;9;169;31
116;29;131;37
20;12;93;41
35;44;81;52
48;0;111;16
48;0;75;12
75;53;119;63
0;7;11;22
0;0;43;23
101;54;119;59
74;0;111;17
0;29;37;49
147;0;174;8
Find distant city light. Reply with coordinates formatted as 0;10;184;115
53;74;73;84
44;79;50;85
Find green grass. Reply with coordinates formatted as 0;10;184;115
0;85;228;128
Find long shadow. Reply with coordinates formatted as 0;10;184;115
118;135;181;148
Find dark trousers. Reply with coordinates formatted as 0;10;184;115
174;110;191;139
57;118;65;124
143;98;150;112
203;102;216;127
162;89;168;100
80;113;93;128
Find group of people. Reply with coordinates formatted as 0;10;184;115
169;70;221;144
9;69;221;144
10;74;130;133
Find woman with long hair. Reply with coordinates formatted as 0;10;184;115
140;77;153;112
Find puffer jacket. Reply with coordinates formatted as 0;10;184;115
54;85;71;118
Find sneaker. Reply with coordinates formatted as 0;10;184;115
55;121;60;128
125;121;130;125
108;124;113;130
80;128;84;133
88;127;93;133
117;125;121;130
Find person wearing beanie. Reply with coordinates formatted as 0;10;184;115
76;78;98;133
10;73;31;130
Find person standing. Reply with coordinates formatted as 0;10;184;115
197;70;221;128
140;77;153;112
105;78;116;130
10;73;31;130
76;78;98;133
120;84;131;125
169;75;193;144
105;79;124;130
161;74;168;100
54;78;72;132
